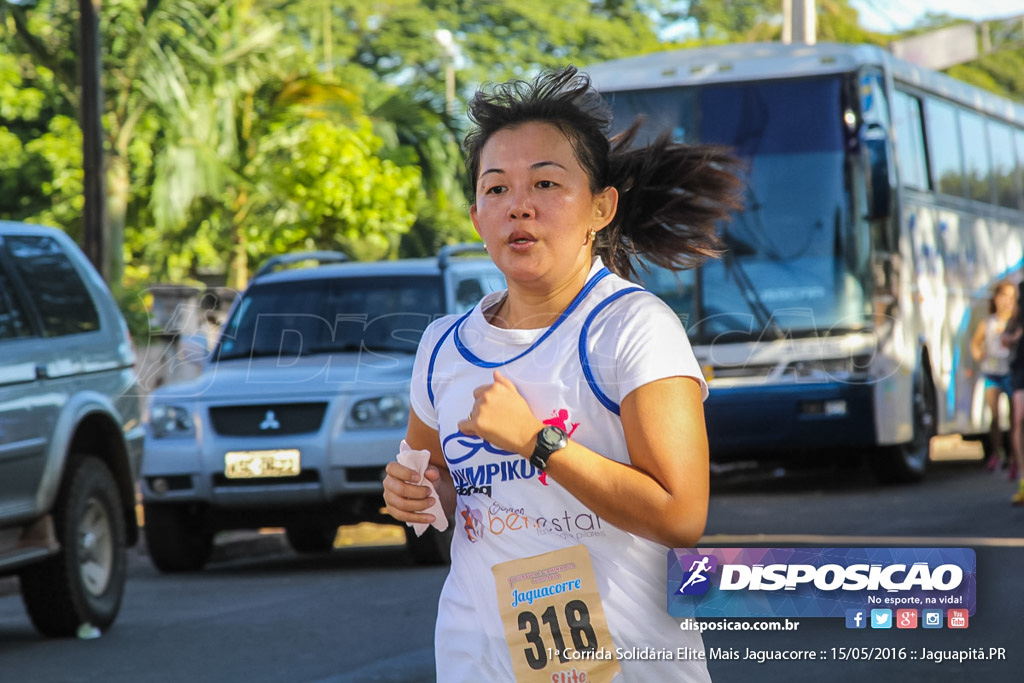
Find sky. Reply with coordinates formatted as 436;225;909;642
849;0;1024;32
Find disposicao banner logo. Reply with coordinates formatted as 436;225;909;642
667;548;976;618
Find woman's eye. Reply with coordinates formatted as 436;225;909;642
536;180;556;189
485;185;507;195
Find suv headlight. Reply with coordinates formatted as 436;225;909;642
346;395;410;430
147;404;195;438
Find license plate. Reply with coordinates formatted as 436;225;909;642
224;450;301;479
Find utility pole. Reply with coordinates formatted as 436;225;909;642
434;29;456;117
79;0;108;281
782;0;817;45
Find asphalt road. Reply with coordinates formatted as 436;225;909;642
0;454;1021;683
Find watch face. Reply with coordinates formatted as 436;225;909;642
540;425;567;450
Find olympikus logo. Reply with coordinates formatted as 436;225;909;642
451;459;539;488
442;431;516;465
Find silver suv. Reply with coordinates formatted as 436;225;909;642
140;246;503;570
0;222;144;637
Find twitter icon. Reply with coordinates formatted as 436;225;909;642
870;609;892;629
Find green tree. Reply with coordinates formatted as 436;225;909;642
284;1;666;103
256;117;423;261
684;0;779;40
0;0;209;286
0;5;84;235
275;0;674;255
136;1;430;285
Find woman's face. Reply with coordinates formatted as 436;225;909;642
470;121;616;290
995;285;1017;316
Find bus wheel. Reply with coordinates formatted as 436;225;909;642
871;367;935;484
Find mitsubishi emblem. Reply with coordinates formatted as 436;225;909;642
259;410;281;431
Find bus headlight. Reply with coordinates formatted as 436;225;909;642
789;355;872;382
346;395;410;430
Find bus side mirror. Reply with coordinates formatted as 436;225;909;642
863;123;892;221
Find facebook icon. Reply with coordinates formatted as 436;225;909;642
846;609;867;629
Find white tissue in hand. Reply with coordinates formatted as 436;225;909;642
396;440;449;536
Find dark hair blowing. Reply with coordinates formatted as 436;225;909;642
463;65;743;280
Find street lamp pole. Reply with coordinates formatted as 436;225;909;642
79;0;108;281
434;29;456;117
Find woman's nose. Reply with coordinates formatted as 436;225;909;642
507;189;533;220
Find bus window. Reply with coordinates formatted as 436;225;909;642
925;98;966;197
988;120;1020;210
891;90;929;191
607;88;698;145
700;78;844;156
960;110;993;204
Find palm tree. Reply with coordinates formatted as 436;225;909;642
140;0;302;287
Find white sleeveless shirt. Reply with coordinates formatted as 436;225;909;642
410;259;712;682
980;315;1011;376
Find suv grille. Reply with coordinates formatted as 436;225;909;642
209;403;328;436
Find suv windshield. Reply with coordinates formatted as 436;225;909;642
216;275;444;360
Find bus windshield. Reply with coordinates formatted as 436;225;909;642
609;76;870;343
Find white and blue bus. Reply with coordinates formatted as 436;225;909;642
587;42;1024;482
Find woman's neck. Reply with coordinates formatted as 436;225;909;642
489;262;594;330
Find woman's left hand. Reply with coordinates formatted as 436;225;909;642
457;370;543;457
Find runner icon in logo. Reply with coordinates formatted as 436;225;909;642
537;409;580;486
677;555;717;595
461;506;484;543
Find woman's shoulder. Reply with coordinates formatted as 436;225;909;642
588;270;685;336
594;269;677;314
418;312;465;353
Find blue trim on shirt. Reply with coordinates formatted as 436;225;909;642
578;287;646;416
426;312;470;408
451;268;612;368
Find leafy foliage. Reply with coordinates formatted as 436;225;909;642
0;0;1022;317
255;117;423;261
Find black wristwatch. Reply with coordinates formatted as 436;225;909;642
530;425;568;471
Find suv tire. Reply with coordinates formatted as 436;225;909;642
285;525;338;553
143;504;213;573
20;456;127;637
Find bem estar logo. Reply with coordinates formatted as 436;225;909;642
676;555;717;596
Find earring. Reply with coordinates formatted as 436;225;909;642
584;228;596;246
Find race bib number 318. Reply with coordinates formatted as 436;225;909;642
492;545;621;682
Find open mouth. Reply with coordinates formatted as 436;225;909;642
508;231;537;247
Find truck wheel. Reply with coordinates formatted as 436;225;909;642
19;456;127;637
285;525;338;553
404;523;453;565
143;504;213;573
